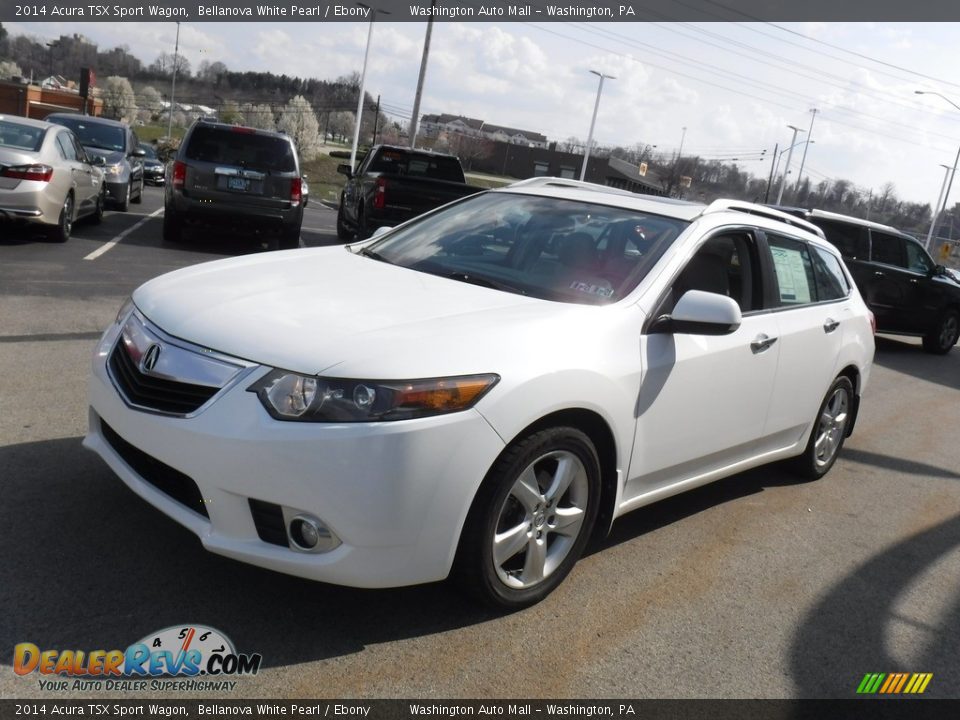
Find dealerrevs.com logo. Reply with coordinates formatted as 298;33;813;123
14;625;262;692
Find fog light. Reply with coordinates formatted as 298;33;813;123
288;514;340;553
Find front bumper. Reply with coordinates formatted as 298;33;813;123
83;321;505;588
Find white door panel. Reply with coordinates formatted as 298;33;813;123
627;314;779;496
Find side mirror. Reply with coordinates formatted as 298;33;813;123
371;226;393;239
337;163;353;178
301;173;309;181
89;156;106;167
650;290;742;336
132;148;146;158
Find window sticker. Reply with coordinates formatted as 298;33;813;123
569;281;614;298
770;246;812;303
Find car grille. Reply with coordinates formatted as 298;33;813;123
249;499;289;547
108;341;219;415
100;418;209;519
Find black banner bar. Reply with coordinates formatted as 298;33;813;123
2;700;960;720
4;0;960;22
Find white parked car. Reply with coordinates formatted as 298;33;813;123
85;180;875;608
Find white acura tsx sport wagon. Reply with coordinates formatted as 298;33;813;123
84;179;875;609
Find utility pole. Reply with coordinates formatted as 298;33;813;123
794;108;818;195
580;70;615;182
167;21;181;139
408;3;435;148
776;124;804;206
372;95;381;144
764;142;778;204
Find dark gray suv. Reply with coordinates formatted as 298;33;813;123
801;209;960;354
164;119;304;249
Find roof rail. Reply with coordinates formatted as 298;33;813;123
506;176;636;197
703;199;825;239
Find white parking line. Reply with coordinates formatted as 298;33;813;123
83;208;164;261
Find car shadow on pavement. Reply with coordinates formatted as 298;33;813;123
789;512;960;698
0;437;502;670
873;336;960;392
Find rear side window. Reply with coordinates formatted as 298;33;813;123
810;246;850;301
811;219;869;259
870;231;906;268
367;150;463;182
56;133;78;161
0;120;45;151
767;234;816;306
184;126;296;172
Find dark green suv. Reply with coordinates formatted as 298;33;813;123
164;119;304;249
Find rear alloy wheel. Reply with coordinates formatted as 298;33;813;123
922;310;959;354
791;376;854;480
48;193;74;243
455;427;600;610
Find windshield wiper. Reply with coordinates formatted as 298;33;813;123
446;271;527;296
359;247;392;264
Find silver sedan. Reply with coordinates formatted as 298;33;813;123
0;114;105;242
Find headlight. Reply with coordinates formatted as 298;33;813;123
105;163;123;176
248;371;499;422
115;297;135;325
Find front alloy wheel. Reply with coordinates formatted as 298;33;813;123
455;427;600;609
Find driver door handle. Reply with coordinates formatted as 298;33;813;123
750;334;778;354
823;318;840;333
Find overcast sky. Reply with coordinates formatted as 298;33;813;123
9;19;960;206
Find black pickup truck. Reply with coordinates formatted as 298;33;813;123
336;145;483;240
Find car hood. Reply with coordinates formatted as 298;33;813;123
133;246;618;377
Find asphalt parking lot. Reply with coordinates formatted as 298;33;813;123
1;187;959;699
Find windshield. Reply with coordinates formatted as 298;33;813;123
50;117;124;152
366;192;689;305
140;144;158;160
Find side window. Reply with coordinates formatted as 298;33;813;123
56;133;77;161
904;240;934;274
69;134;86;162
767;234;817;306
870;232;906;268
668;232;762;313
811;219;868;259
810;246;850;301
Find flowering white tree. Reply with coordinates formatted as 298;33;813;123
277;95;321;161
101;76;137;122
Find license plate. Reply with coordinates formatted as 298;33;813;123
228;177;250;191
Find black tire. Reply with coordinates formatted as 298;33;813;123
453;426;601;610
162;207;181;244
356;205;371;240
131;174;143;204
88;187;104;225
116;181;131;212
278;225;302;250
791;376;854;480
336;199;353;241
48;193;74;243
922;310;959;354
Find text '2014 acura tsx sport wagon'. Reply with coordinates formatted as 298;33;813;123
84;179;875;609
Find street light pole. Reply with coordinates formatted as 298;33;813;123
926;163;954;251
580;70;615;182
167;22;181;139
916;90;960;251
350;4;390;172
775;124;804;206
794;107;818;195
408;2;435;148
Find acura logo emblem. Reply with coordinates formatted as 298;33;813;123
141;344;162;372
